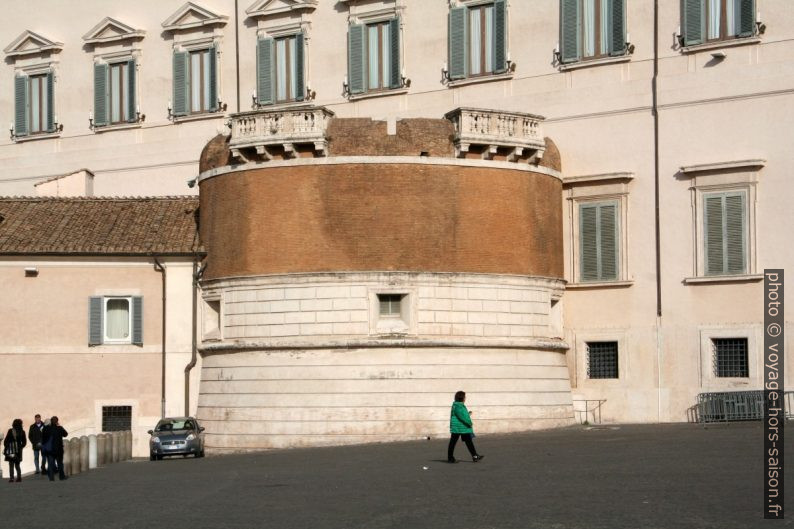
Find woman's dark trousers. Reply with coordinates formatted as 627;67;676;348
448;433;477;461
8;460;21;480
47;453;65;481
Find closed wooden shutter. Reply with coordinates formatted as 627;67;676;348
704;194;725;275
208;46;218;112
127;59;136;123
580;204;599;281
257;38;274;105
448;6;467;79
724;193;746;274
348;24;366;94
388;17;401;89
608;0;627;56
94;63;109;127
682;0;704;46
89;296;103;345
172;51;189;116
493;0;507;73
295;33;305;101
599;203;618;280
132;296;143;345
46;71;55;132
14;75;28;137
560;0;581;63
736;0;755;37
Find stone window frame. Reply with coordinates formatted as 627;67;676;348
94;399;139;435
202;293;222;342
698;325;759;390
368;286;417;336
680;159;763;284
574;329;628;388
563;172;633;289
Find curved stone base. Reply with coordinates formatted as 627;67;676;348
197;346;574;452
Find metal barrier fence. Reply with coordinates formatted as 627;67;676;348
697;390;794;423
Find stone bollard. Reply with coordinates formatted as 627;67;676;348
97;434;105;466
121;431;128;460
80;436;89;472
70;438;81;476
126;430;133;459
111;432;120;463
63;438;71;476
88;435;98;469
104;433;112;464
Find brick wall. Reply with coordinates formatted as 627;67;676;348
200;162;563;280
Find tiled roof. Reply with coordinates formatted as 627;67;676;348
0;197;202;256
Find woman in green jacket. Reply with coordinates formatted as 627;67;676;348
448;391;484;463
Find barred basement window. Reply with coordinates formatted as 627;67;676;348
102;406;132;432
713;338;749;378
587;341;619;379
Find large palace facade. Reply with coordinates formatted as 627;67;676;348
0;0;792;456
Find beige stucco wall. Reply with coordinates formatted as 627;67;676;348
0;257;197;472
0;0;791;429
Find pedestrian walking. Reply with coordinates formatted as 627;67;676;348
28;414;47;475
41;416;68;481
447;391;484;463
4;419;27;482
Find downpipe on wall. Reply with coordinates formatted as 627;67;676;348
153;257;166;419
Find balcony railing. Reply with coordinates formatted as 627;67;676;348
444;107;545;162
228;106;334;161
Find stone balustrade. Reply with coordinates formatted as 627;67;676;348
229;106;335;162
444;107;546;162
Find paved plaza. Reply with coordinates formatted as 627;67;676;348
0;422;791;529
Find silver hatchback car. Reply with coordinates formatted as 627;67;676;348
148;417;205;460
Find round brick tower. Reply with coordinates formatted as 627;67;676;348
196;106;573;451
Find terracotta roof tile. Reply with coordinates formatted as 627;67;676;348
0;197;202;256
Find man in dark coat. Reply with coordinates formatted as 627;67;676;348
41;416;68;481
28;414;47;474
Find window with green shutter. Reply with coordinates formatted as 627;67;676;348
173;47;219;115
681;0;756;46
13;72;55;137
94;59;137;128
257;33;305;105
448;1;507;81
560;0;626;64
89;296;143;346
579;201;619;282
704;191;746;276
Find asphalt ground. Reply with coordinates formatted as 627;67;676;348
0;422;792;529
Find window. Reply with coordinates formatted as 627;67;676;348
559;0;626;64
579;201;618;282
89;296;143;346
102;406;132;432
680;0;757;47
713;338;749;378
448;1;507;80
348;18;401;95
378;294;403;318
370;290;413;335
704;191;746;276
587;341;619;379
93;60;137;128
172;46;218;117
257;33;305;105
13;72;54;137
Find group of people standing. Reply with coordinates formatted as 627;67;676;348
3;414;69;482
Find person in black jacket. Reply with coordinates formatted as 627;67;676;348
41;416;68;481
28;414;47;475
4;419;27;483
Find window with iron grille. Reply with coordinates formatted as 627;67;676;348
587;341;618;379
713;338;749;377
378;293;403;317
102;405;132;432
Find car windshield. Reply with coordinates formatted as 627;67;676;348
155;419;194;432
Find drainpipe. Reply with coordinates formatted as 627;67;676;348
184;258;205;416
234;0;241;112
652;0;663;423
153;258;167;419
